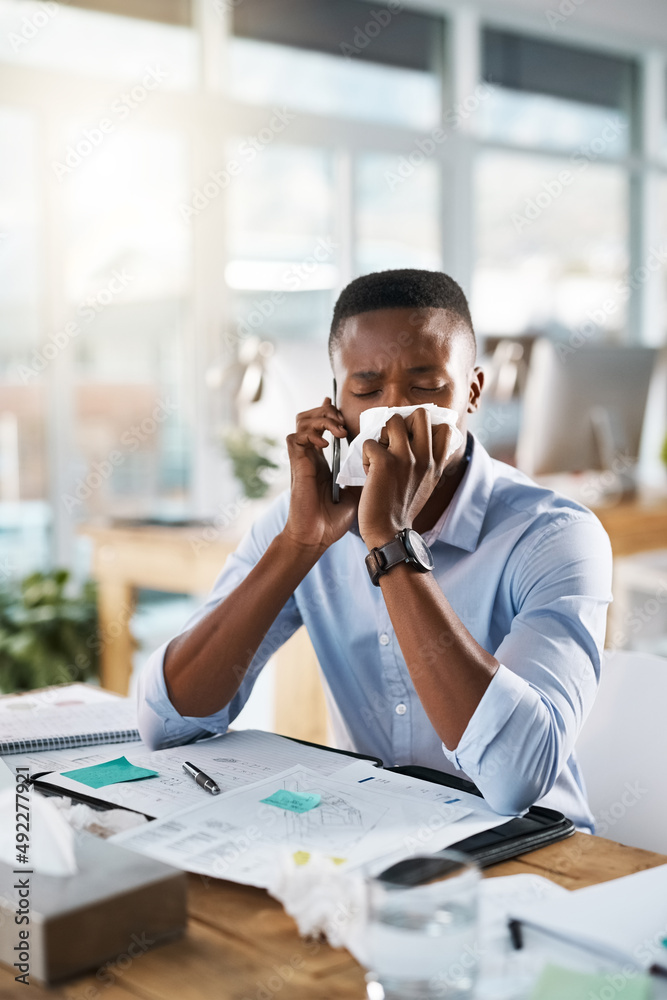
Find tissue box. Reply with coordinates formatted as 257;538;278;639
0;830;186;985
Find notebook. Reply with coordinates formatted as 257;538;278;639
508;864;667;976
0;684;140;755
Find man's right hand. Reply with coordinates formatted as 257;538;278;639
282;397;359;552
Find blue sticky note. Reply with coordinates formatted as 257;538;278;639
62;756;159;789
260;789;322;813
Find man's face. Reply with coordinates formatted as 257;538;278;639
331;307;484;453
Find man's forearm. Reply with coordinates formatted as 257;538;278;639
378;564;499;748
164;533;323;717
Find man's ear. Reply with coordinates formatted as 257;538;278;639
467;367;484;413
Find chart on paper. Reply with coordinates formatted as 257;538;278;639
111;764;474;888
24;730;373;818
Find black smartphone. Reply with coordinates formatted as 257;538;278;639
332;378;340;503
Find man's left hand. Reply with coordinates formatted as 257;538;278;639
357;407;453;549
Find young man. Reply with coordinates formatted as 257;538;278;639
138;269;612;831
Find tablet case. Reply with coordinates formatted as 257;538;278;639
30;735;575;879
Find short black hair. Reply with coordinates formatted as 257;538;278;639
329;268;476;364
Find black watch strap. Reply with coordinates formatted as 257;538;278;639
365;530;432;587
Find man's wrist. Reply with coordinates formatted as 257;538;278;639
274;529;327;565
363;524;409;552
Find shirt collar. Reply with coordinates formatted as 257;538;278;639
346;432;495;552
433;433;495;553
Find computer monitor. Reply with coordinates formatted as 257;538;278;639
516;340;658;480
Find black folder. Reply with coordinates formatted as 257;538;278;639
287;737;575;884
30;732;575;884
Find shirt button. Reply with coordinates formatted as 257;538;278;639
395;703;407;715
379;633;390;645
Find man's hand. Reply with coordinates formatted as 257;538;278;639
358;407;453;549
282;397;359;552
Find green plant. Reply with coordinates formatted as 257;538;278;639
661;431;667;469
222;428;279;499
0;570;99;693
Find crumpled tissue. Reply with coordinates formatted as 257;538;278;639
0;787;78;876
337;404;464;487
267;850;370;965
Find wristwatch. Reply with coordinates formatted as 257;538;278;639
365;528;435;587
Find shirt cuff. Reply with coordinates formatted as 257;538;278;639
441;663;528;776
137;639;233;749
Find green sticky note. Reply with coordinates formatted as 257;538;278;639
62;756;159;789
531;964;652;1000
260;789;321;813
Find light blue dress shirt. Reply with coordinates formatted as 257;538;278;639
137;434;613;831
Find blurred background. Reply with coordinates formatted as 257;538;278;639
1;0;667;715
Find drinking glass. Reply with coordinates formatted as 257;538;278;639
364;851;481;1000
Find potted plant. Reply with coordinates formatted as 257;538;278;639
0;570;99;693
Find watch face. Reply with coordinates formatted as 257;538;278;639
405;529;435;571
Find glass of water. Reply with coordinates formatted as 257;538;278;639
364;851;481;1000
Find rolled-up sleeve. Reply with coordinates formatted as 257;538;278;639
441;513;613;815
137;492;303;750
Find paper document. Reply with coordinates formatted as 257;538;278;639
111;764;473;887
509;863;667;974
33;729;375;818
333;759;516;864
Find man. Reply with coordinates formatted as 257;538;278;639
138;269;612;831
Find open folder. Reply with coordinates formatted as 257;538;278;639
27;729;574;882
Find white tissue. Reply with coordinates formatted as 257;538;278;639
268;851;369;963
337;404;464;487
0;788;78;876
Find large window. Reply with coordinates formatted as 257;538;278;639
473;28;637;345
474;153;628;337
1;0;666;578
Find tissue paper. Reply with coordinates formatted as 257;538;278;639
268;850;369;963
0;787;78;876
337;404;463;487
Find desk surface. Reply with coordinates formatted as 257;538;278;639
2;832;666;999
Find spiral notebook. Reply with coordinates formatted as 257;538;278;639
0;684;139;755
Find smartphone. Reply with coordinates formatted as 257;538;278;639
332;377;341;504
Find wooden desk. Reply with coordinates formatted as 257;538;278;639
81;523;328;741
2;833;665;999
593;494;667;557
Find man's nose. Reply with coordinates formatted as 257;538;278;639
382;386;412;409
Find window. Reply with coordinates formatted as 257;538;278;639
473;151;628;337
0;106;51;577
0;0;197;87
355;154;442;274
478;29;636;155
229;0;442;129
62;126;193;519
225;144;338;343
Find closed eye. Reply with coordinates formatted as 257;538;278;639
351;385;447;398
